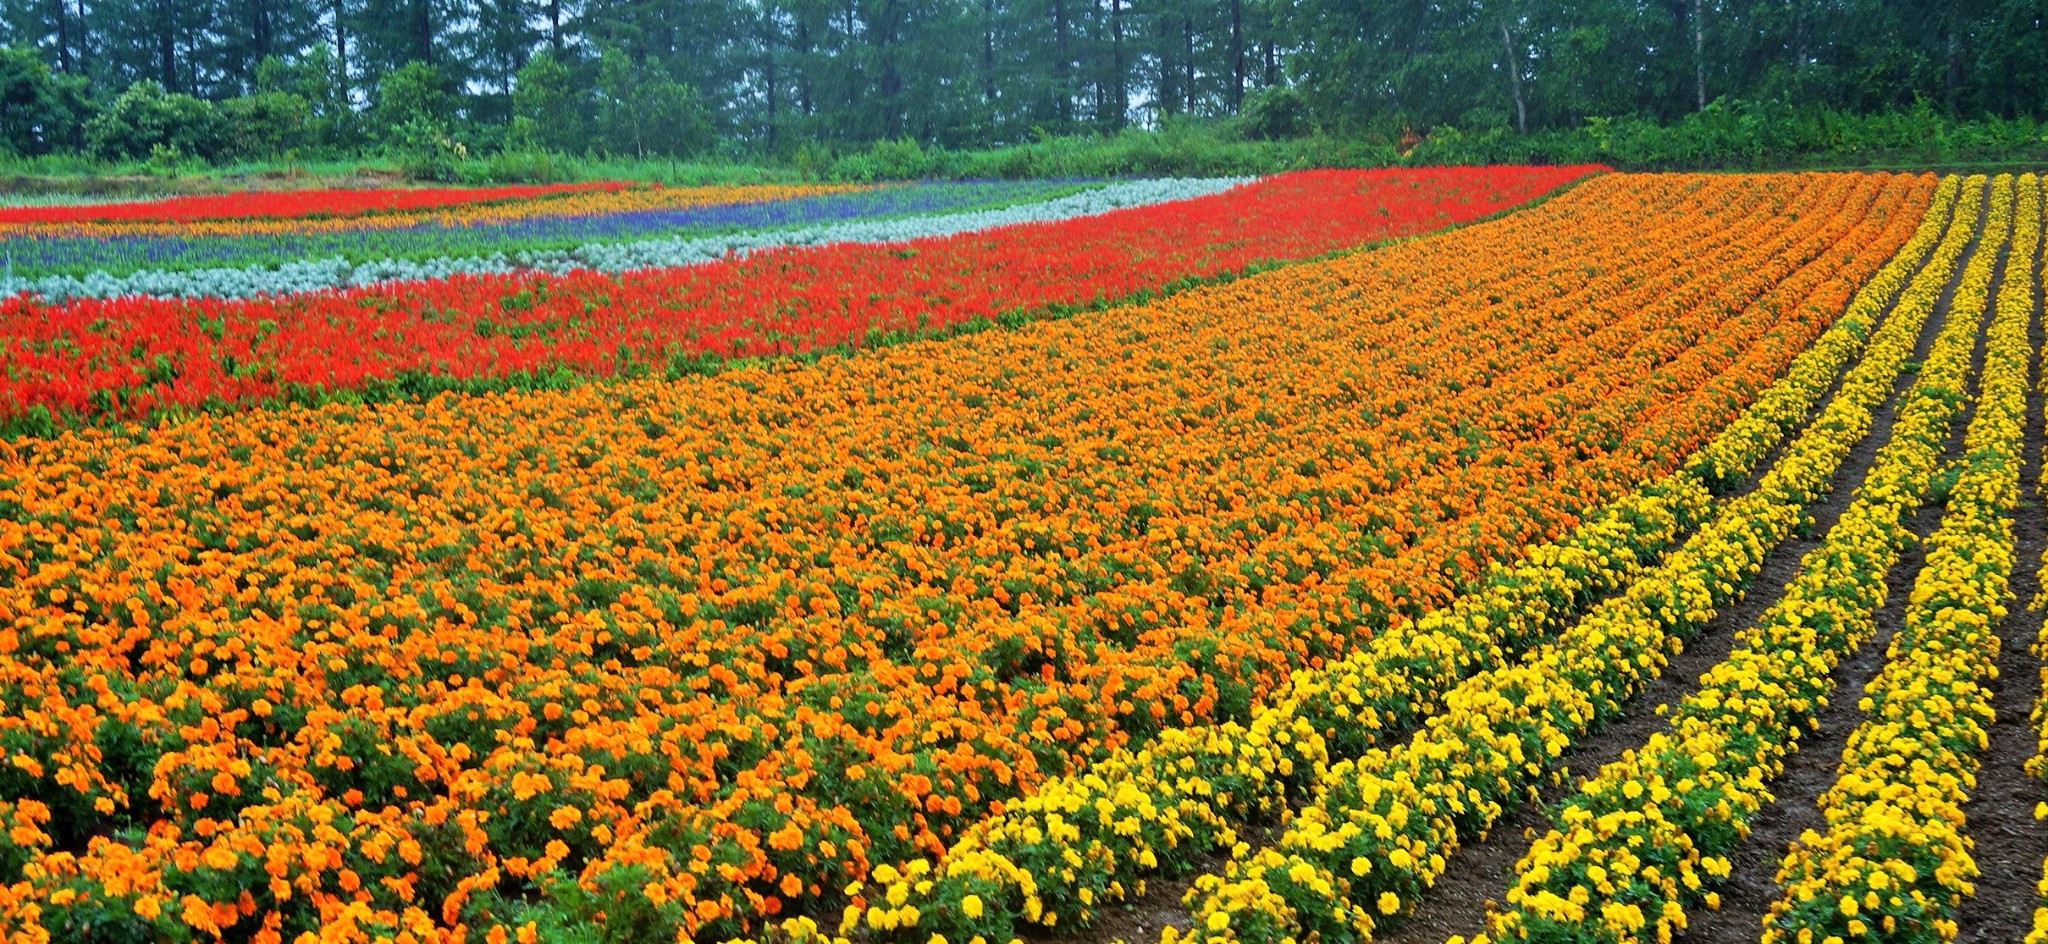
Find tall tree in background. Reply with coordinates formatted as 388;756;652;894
2;0;2045;155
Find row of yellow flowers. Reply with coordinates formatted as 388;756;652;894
771;175;1942;944
2027;186;2048;944
2026;181;2048;942
1164;176;1973;944
1758;174;2037;944
1483;172;2016;944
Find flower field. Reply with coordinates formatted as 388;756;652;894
0;166;1590;429
5;168;2048;944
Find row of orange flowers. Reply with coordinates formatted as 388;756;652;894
0;173;1928;942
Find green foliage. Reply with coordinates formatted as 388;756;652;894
83;81;227;161
1238;85;1312;141
255;47;360;149
390;116;467;181
0;47;88;156
511;50;579;152
220;91;312;157
5;0;2048;184
1399;98;2048;170
832;137;934;182
591;48;712;158
373;60;454;141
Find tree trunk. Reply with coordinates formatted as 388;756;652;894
411;0;431;63
796;19;812;114
844;0;857;117
1945;26;1961;115
1692;0;1704;111
1229;0;1242;110
1109;0;1124;127
1155;11;1174;116
878;0;902;138
1500;16;1525;133
765;41;778;150
548;0;561;51
252;0;272;63
51;0;70;71
982;0;995;103
156;0;175;90
1053;0;1069;124
333;0;347;103
1182;12;1194;113
73;0;89;75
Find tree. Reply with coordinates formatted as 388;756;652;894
511;49;579;151
0;46;91;154
371;58;451;138
255;46;358;146
592;46;711;156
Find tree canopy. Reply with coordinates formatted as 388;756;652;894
0;0;2043;160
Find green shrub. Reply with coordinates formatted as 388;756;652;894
373;61;454;143
220;91;312;158
1239;86;1312;141
84;81;226;161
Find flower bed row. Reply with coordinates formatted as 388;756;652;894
1760;173;2035;944
619;171;1927;937
0;174;1924;942
2022;180;2048;944
0;166;1596;429
800;173;1957;944
4;178;1210;302
1165;176;1973;944
0;181;849;236
0;180;627;225
1483;172;2007;944
0;178;1089;292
